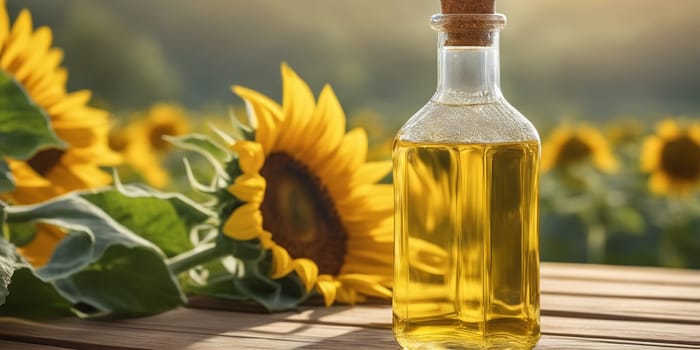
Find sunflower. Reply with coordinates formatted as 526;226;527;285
606;118;645;145
222;64;394;306
641;119;700;196
541;123;618;172
0;2;121;266
112;103;190;188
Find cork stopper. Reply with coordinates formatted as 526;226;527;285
436;0;503;46
441;0;495;15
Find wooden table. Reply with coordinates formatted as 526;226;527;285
0;263;698;349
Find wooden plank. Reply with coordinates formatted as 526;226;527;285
0;340;70;349
542;294;700;324
116;306;700;345
8;304;695;346
542;316;700;346
1;316;697;350
542;263;700;286
542;278;700;301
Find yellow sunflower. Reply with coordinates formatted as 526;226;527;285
606;118;645;145
113;103;190;188
641;119;700;196
0;2;121;266
222;63;394;306
541;123;618;172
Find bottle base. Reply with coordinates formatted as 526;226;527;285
395;334;539;350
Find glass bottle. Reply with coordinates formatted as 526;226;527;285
392;11;541;350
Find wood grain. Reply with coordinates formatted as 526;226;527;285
0;263;698;349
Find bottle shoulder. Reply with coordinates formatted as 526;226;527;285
396;98;540;145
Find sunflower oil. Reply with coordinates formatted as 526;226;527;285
393;140;540;350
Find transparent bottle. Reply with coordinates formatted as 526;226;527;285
392;12;541;350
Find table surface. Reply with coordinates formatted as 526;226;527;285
0;263;699;349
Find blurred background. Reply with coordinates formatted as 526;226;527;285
9;0;700;268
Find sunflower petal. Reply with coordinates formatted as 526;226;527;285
232;85;282;153
47;89;91;116
316;275;339;307
230;141;265;174
270;244;294;279
44;163;112;192
640;137;662;171
14;27;52;82
315;128;367;179
335;285;364;305
293;258;319;292
16;223;66;268
0;0;8;45
349;161;392;187
298;85;346;159
276;63;315;152
222;203;263;241
657;119;680;139
227;173;266;203
0;9;32;69
648;173;669;195
337;274;392;299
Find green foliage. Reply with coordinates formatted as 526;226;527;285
165;134;231;164
182;239;309;312
0;159;14;193
0;268;72;318
54;245;184;317
4;195;186;316
165;133;231;184
0;237;19;306
81;185;215;257
0;70;64;160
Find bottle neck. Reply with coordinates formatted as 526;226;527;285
433;32;502;104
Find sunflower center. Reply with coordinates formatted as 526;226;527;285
556;137;592;166
660;136;700;180
27;148;65;176
109;132;128;152
259;152;348;275
149;124;177;151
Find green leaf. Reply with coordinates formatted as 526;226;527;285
0;237;19;306
6;222;36;247
0;70;64;160
54;245;185;317
0;159;14;194
165;133;230;163
81;185;214;257
5;195;186;316
606;207;645;234
0;268;72;318
165;133;230;183
233;261;309;312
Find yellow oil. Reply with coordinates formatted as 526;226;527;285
393;140;540;350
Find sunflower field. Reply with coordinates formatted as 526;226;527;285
1;0;699;320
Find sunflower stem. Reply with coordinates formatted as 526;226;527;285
168;242;228;275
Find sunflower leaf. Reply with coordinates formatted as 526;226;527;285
4;195;186;316
230;240;309;311
165;134;230;163
0;70;64;160
0;159;14;194
80;185;215;257
228;107;255;141
0;268;73;318
165;134;230;183
0;236;20;306
233;260;309;312
54;245;185;317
